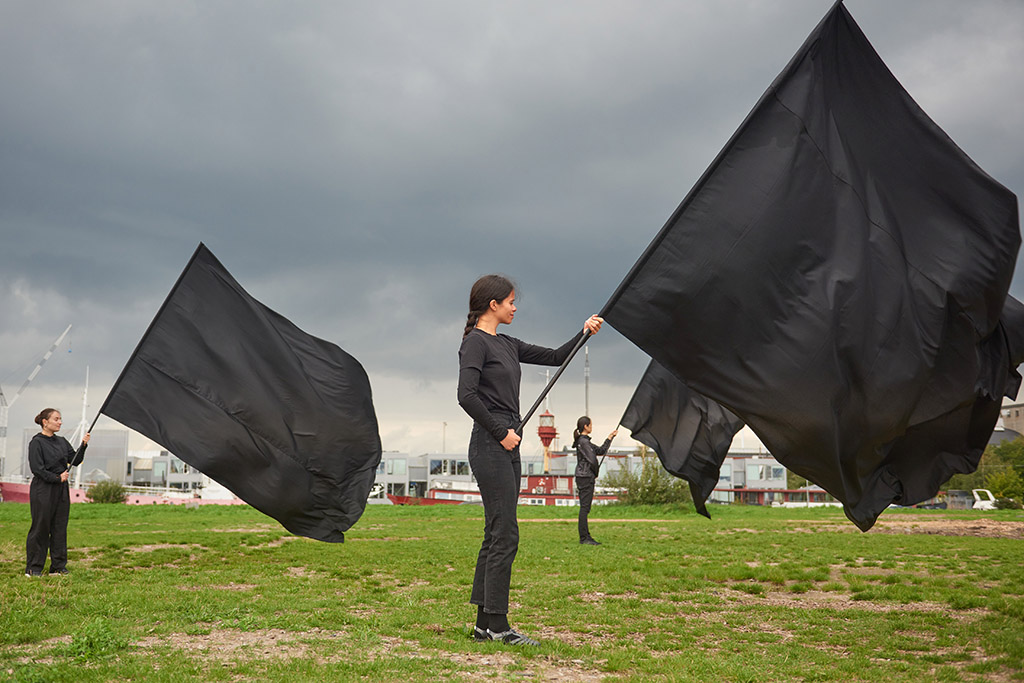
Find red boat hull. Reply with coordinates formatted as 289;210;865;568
386;494;463;505
0;481;89;504
0;480;244;506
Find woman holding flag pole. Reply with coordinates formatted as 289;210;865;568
572;416;617;545
25;408;89;576
457;274;604;646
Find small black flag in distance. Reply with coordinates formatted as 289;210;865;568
621;360;744;518
602;3;1021;530
99;244;382;542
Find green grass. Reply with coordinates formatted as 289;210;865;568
1;502;1022;681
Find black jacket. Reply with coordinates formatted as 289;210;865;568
458;329;584;441
28;433;86;484
574;435;611;479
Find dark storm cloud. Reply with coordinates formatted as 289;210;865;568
1;0;1021;457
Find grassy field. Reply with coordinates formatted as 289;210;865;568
1;501;1022;682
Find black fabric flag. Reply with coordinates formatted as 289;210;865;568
621;360;744;518
883;295;1024;503
99;244;382;542
602;3;1021;530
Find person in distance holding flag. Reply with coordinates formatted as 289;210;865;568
572;416;617;546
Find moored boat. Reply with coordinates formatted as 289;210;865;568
387;473;620;507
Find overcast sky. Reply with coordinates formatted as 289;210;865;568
2;0;1022;473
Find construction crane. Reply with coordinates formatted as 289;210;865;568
0;324;72;479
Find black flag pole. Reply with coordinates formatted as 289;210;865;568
86;243;208;435
515;272;667;433
516;330;591;434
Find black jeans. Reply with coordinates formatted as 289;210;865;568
576;476;595;541
26;478;70;573
468;414;521;615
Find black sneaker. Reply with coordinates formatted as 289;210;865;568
24;571;42;577
49;568;69;575
472;626;490;641
486;629;540;646
580;538;601;545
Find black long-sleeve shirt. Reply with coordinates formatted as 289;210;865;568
28;433;87;484
575;434;611;479
458;329;585;441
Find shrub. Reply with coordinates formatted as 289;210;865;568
994;497;1022;510
984;468;1024;501
988;437;1024;480
87;480;127;504
945;448;1010;491
945;441;1024;492
603;446;693;506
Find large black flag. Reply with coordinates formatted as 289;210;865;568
621;360;744;518
99;244;382;542
881;295;1024;503
602;2;1020;530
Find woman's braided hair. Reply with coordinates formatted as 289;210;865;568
463;275;516;339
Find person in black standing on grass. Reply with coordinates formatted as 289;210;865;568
25;408;89;577
458;274;604;646
572;416;616;545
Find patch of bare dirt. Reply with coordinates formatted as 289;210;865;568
371;634;611;682
1;635;72;664
708;517;1024;539
940;652;1019;683
450;651;608;682
535;625;640;649
284;566;319;578
340;605;382;618
253;536;298;548
713;586;992;618
178;583;256;592
830;564;929;580
520;518;683;524
579;590;665;604
588;587;984;620
717;525;846;535
187;631;610;680
869;518;1024;539
724;617;799;643
135;627;346;660
128;543;204;552
839;565;900;576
